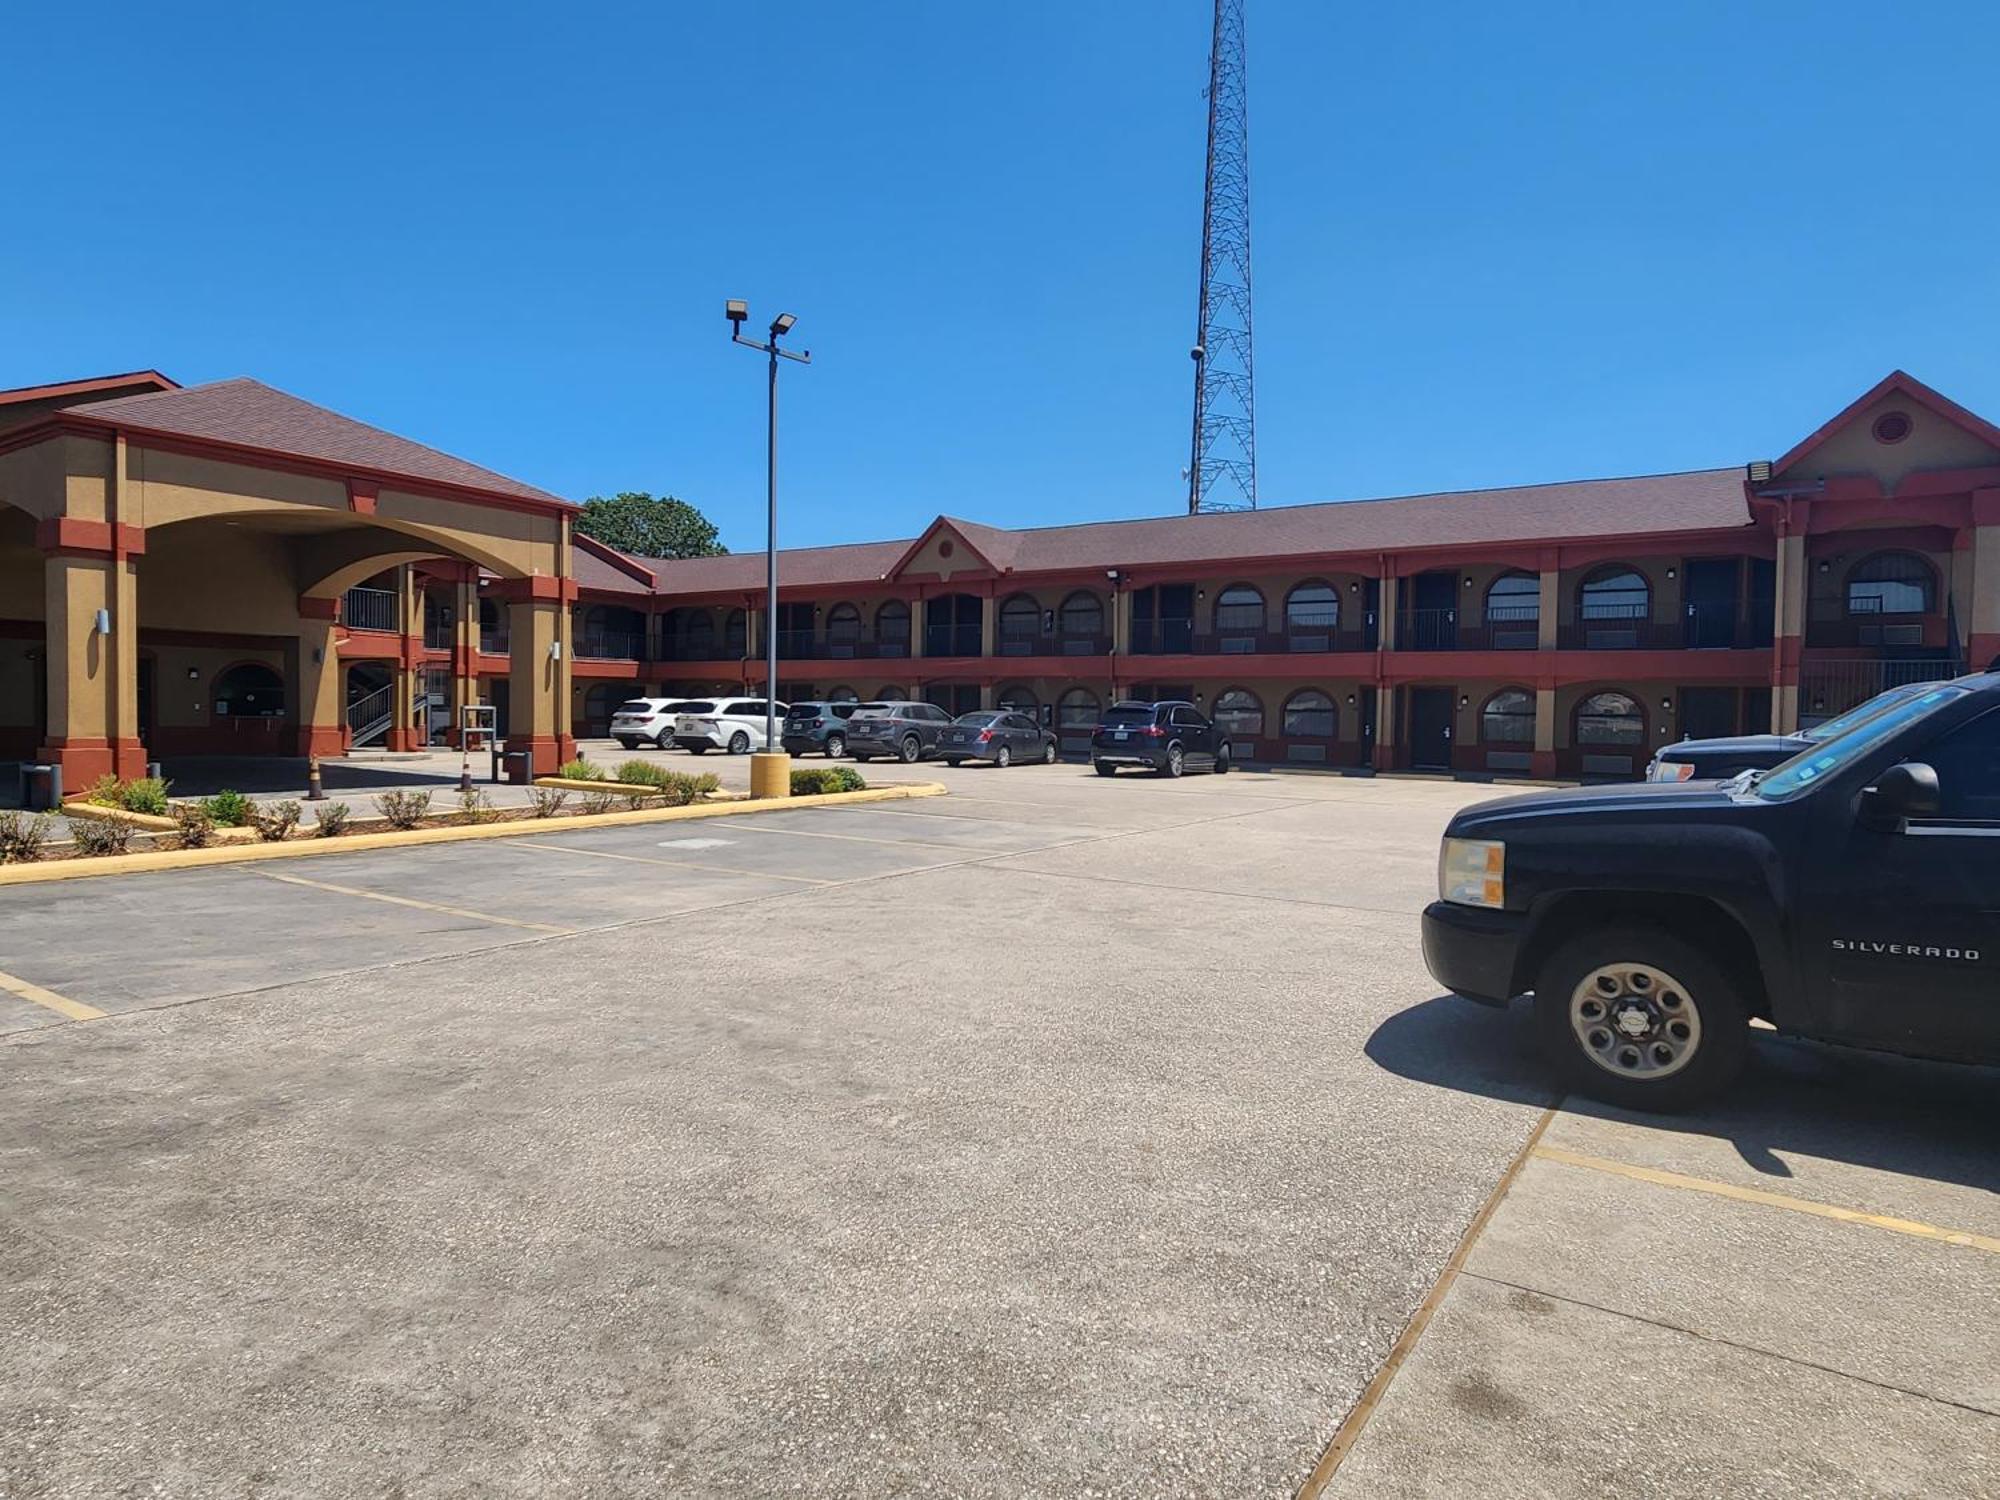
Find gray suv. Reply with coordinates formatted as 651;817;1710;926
847;702;954;763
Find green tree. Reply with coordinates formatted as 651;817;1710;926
575;492;728;559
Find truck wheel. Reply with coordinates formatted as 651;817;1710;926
1534;925;1749;1112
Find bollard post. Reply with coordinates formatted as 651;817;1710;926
306;756;326;802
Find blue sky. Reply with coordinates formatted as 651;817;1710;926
5;2;1995;551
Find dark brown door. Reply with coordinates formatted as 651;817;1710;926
1409;687;1454;771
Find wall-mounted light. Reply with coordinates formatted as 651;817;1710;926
1463;577;1473;589
549;641;563;661
1196;589;1205;600
1459;694;1470;707
93;608;111;636
1350;581;1362;593
1105;569;1121;583
1660;696;1673;710
1665;567;1676;580
1817;560;1831;573
1345;693;1356;705
187;667;200;681
312;648;324;665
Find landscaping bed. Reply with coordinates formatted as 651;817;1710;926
0;763;885;873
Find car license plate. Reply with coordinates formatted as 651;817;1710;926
1113;730;1128;740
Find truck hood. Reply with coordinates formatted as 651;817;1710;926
1655;733;1807;762
1448;780;1741;835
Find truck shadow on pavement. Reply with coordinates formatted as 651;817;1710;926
1368;995;2000;1197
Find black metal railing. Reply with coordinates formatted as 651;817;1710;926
995;631;1113;657
1799;656;1964;725
479;625;509;655
1397;608;1460;651
343;587;398;633
574;629;647;661
1131;618;1196;654
924;626;984;658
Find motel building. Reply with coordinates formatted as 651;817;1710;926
3;367;1998;789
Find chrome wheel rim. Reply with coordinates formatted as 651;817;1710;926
1569;962;1702;1080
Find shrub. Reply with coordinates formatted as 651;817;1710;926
169;802;216;849
251;800;302;842
314;802;353;837
658;770;718;806
82;773;124;808
579;790;618;816
68;816;134;856
0;812;52;864
613;759;670;789
790;766;866;796
527;786;569;818
118;777;171;816
556;757;608;781
456;787;498;824
200;789;253;826
375;789;432;829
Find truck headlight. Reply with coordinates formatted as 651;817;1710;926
1439;837;1506;908
1647;759;1696;783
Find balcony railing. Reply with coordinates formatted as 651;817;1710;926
479;625;509;655
1189;624;1380;655
1803;613;1943;651
1557;607;1684;651
924;626;985;658
424;620;454;651
1131;618;1196;654
1397;608;1461;652
574;629;647;661
343;587;398;633
995;631;1113;657
1800;655;1964;725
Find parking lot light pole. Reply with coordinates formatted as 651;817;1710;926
727;301;811;796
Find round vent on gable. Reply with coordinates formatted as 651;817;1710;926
1871;410;1913;445
938;539;955;558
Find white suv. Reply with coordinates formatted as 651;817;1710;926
610;697;699;751
673;699;788;755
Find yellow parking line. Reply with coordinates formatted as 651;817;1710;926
0;968;106;1022
250;870;573;932
509;841;832;884
1533;1144;2000;1256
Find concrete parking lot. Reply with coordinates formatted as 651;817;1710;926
1;762;1994;1497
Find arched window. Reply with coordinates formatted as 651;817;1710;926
1282;689;1336;739
722;609;747;655
1846;552;1935;616
1212;688;1264;738
1579;568;1649;621
827;685;860;702
1058;590;1103;640
826;603;862;645
1485;571;1540;624
1481;688;1536;744
1285;582;1340;636
998;594;1041;650
996;683;1038;714
1057;688;1100;728
213;662;285;718
678;610;715;657
876;684;908;701
1214;584;1265;633
875;599;911;652
1575;691;1644;746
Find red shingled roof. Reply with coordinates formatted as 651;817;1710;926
59;377;567;507
645;468;1750;596
572;534;655;596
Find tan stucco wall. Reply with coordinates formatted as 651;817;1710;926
149;644;288;730
1777;394;2000;489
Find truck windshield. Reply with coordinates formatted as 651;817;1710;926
1754;685;1969;801
1800;681;1931;743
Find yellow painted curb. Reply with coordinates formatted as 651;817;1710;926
0;783;947;887
531;776;690;798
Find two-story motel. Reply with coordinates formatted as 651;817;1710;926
3;368;1996;785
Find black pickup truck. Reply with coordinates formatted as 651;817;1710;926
1643;678;1935;782
1423;673;2000;1109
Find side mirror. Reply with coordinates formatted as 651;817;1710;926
1860;761;1940;831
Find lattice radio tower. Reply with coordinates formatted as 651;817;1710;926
1186;0;1258;514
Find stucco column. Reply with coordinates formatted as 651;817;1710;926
1377;575;1399;651
1771;530;1806;733
979;591;996;659
386;564;422;751
1537;568;1560;650
452;572;481;747
1968;518;2000;670
38;547;146;784
295;599;345;759
911;591;927;660
505;596;569;774
1531;685;1558;779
